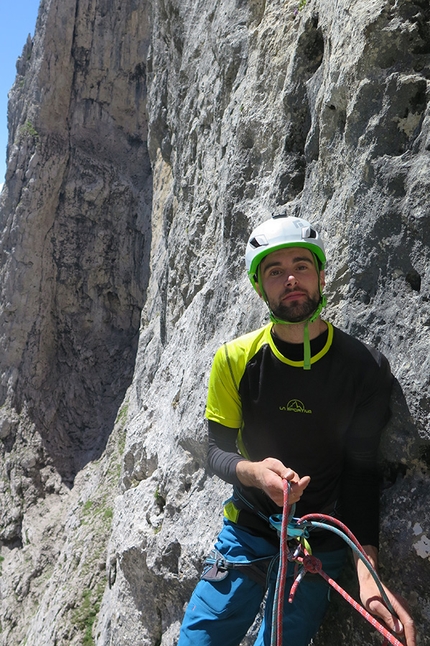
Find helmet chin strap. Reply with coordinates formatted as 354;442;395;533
257;264;326;370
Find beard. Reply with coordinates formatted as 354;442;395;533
269;289;321;323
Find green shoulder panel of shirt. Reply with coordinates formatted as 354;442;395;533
205;321;334;429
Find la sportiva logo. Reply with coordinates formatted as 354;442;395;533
279;399;312;414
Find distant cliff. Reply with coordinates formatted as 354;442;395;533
0;0;429;644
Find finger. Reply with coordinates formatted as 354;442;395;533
367;595;414;643
367;596;399;632
282;468;299;482
403;616;417;646
290;476;311;492
297;475;311;490
388;596;416;645
281;470;311;487
285;479;310;506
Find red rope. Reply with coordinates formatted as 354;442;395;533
298;512;371;560
288;552;403;646
275;482;404;646
274;479;292;646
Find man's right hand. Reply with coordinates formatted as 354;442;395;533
236;457;310;507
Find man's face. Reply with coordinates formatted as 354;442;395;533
257;247;325;323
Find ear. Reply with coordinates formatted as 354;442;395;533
254;281;263;299
320;270;326;289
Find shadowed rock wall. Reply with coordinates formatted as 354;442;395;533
0;0;151;486
0;0;429;645
0;0;151;643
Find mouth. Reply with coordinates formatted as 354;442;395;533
281;290;307;303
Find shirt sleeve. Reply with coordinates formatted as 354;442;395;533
340;350;393;549
205;343;243;428
207;420;245;486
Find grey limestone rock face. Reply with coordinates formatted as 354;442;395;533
0;0;429;645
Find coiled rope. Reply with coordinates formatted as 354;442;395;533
270;480;404;646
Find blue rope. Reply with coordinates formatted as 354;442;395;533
297;519;396;615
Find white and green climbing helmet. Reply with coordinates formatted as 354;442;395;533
245;213;327;369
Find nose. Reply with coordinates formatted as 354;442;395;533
285;273;298;287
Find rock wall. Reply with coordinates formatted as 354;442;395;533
0;0;429;645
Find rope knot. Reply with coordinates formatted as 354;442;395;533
302;555;322;574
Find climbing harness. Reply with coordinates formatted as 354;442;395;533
270;480;404;646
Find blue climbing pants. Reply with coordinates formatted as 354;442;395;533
178;520;346;646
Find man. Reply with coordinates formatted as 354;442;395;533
178;214;416;645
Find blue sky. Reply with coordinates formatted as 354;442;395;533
0;0;40;186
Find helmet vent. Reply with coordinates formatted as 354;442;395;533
302;226;317;239
249;234;268;248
